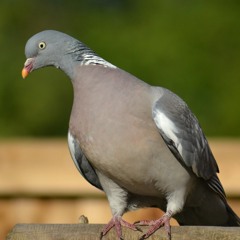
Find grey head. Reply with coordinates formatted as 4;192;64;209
22;30;114;79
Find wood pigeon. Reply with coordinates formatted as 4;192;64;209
22;30;240;240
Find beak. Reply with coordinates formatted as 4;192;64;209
22;58;34;79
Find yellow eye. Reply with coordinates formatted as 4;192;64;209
38;41;46;49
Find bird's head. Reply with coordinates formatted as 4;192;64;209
22;30;83;79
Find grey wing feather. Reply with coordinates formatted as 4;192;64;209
68;132;103;190
152;87;225;199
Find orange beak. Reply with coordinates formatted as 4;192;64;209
22;58;34;79
22;67;29;79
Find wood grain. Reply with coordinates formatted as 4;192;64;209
6;224;240;240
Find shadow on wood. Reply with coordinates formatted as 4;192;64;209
6;224;240;240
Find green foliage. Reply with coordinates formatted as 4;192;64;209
0;0;240;137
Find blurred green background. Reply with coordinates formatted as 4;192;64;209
1;0;240;137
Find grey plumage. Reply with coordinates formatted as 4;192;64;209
22;30;240;239
68;132;103;190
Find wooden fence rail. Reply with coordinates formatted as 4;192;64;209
6;224;240;240
1;139;240;240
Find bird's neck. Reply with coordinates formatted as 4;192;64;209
59;42;116;79
80;53;116;68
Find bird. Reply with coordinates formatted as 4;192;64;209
22;30;240;240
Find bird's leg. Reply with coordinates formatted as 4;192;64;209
135;210;172;240
136;188;186;239
100;215;142;240
97;172;142;239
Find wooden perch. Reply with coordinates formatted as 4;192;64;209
6;224;240;240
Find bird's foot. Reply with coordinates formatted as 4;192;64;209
135;211;172;240
100;215;142;240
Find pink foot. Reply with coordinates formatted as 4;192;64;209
135;212;172;240
100;215;142;240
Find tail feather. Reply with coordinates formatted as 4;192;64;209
175;202;240;226
175;181;240;226
226;203;240;226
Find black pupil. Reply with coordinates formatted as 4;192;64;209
40;43;44;48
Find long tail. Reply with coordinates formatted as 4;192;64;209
175;181;240;226
226;202;240;226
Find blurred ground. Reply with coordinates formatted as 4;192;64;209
0;138;240;239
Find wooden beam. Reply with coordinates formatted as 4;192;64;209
6;224;240;240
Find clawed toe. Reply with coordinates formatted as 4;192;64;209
137;212;172;240
100;213;172;240
100;216;143;240
135;226;143;232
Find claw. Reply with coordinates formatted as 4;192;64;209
135;226;143;232
137;212;172;240
139;234;147;240
100;216;142;240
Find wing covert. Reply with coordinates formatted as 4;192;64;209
152;88;219;180
68;131;103;190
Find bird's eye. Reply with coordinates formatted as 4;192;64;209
38;41;46;50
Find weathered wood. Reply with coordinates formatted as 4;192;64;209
6;224;240;240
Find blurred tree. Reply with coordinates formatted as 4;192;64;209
0;0;240;137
